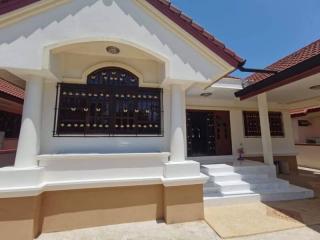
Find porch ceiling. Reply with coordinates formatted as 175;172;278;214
266;72;320;108
187;77;244;101
50;41;167;85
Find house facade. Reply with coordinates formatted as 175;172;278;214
0;1;317;240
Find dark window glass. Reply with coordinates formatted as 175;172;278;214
243;111;261;137
268;112;284;137
0;111;21;138
243;111;284;137
54;67;162;136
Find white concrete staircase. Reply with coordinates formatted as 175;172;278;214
202;160;314;206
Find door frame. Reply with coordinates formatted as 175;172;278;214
186;109;233;157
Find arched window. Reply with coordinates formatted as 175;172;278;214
54;67;162;136
87;67;139;87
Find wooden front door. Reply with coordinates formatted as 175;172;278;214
186;110;232;157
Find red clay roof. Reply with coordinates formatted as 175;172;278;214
0;78;24;100
244;39;320;85
0;0;244;68
290;106;320;118
146;0;244;68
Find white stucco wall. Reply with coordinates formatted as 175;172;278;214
40;82;172;154
292;115;320;144
238;110;296;157
0;0;235;156
186;96;297;159
0;0;226;83
41;84;297;156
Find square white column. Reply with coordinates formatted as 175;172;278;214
15;78;43;168
258;93;274;165
170;84;186;162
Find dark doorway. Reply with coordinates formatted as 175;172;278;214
186;110;232;157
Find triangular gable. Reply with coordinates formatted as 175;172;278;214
0;0;243;69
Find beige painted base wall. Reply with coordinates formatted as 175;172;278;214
164;184;204;224
0;184;204;240
0;196;42;240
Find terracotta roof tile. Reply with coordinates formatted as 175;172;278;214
180;13;192;23
0;78;24;100
245;39;320;85
145;0;244;67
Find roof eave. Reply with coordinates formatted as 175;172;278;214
235;54;320;100
145;0;244;68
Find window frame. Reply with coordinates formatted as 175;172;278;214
243;111;285;138
53;67;164;137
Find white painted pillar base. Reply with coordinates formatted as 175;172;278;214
258;93;274;165
170;84;186;162
164;84;202;180
15;79;43;168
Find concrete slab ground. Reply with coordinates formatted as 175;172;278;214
232;225;320;240
37;221;220;240
36;221;320;240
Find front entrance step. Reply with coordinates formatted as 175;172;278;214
207;172;270;183
204;179;290;193
204;186;314;206
202;161;314;206
204;193;261;206
201;163;275;175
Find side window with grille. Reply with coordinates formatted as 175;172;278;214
243;111;284;137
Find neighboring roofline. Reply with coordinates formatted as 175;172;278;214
145;0;245;68
0;77;24;103
235;54;320;100
291;107;320;118
0;0;40;15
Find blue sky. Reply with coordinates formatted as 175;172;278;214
171;0;320;78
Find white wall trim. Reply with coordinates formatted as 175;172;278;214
43;38;170;78
0;171;207;198
0;152;207;198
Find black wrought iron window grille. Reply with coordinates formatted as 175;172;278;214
53;67;163;137
243;111;284;137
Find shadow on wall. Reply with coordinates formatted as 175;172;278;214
0;0;100;43
0;151;15;167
